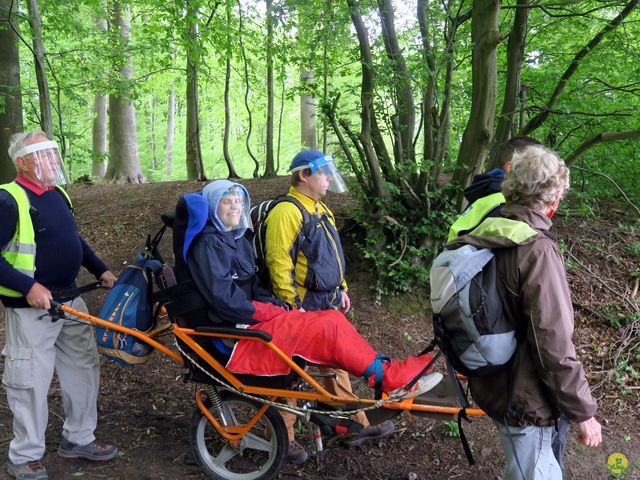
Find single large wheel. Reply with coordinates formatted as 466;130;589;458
190;390;288;480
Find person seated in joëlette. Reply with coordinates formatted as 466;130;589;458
182;179;443;399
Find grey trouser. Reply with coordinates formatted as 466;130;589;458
2;297;100;463
495;420;563;480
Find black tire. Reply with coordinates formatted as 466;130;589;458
190;390;288;480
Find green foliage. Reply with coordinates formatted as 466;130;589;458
614;358;640;391
626;241;640;259
6;0;640;211
603;304;639;330
351;180;457;299
441;420;460;438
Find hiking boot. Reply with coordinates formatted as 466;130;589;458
344;420;395;448
6;460;48;480
390;372;444;400
58;439;117;461
286;441;308;465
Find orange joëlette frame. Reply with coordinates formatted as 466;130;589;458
58;304;484;442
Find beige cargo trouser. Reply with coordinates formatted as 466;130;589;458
2;297;100;463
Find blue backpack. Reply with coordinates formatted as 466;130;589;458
97;254;163;365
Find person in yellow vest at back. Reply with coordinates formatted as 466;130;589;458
264;150;394;464
0;131;118;480
448;136;542;242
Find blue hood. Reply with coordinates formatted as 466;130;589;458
202;180;251;239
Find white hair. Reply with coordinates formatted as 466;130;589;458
8;130;48;164
502;145;570;210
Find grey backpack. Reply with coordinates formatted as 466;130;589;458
430;244;517;377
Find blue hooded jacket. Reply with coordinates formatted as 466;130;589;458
185;181;281;325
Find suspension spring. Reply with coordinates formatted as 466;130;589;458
207;385;228;426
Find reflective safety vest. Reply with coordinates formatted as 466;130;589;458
0;182;72;297
447;192;505;242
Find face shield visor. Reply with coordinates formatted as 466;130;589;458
11;140;69;186
291;155;348;193
214;187;252;235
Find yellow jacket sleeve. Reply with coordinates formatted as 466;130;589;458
264;201;304;306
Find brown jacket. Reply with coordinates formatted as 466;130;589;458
449;204;597;427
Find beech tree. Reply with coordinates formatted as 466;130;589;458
185;0;206;181
26;0;53;139
91;8;108;178
165;85;175;176
3;0;638;286
0;0;22;183
222;0;239;178
263;0;276;176
452;0;501;200
105;0;145;183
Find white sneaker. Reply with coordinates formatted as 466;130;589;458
390;372;443;400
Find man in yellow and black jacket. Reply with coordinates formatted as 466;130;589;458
264;152;348;311
264;150;393;463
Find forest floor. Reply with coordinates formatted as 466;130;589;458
0;177;639;480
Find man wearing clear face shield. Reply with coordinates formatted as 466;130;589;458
264;150;394;463
0;131;118;480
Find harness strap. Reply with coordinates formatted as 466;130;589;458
403;342;440;392
50;282;102;303
457;408;475;466
444;359;476;466
362;353;390;389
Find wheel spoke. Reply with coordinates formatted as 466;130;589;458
221;403;239;426
242;432;273;453
213;445;238;467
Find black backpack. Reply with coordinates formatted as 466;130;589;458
430;243;517;378
246;195;312;286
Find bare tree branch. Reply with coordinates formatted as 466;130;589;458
586;77;640;96
570;164;640;216
520;0;639;135
566;129;640;164
527;106;633;118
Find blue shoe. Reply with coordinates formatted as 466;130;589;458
6;460;48;480
58;439;117;461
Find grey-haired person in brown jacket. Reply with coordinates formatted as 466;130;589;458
450;145;601;479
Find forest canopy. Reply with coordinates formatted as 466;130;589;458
1;0;639;291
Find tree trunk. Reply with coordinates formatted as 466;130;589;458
321;0;333;152
417;0;436;164
300;67;317;150
276;67;285;173
221;0;239;179
431;7;464;185
26;0;53;139
452;0;501;203
91;7;108;178
165;85;175;176
151;96;158;169
488;0;530;170
91;94;107;177
377;0;415;165
237;0;259;177
0;0;22;183
347;0;386;200
185;0;206;181
263;0;276;176
519;83;528;132
105;0;145;183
